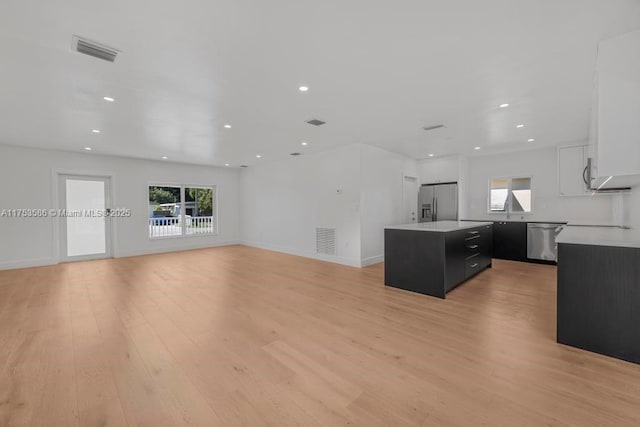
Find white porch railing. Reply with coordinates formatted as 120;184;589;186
186;216;215;235
149;216;215;238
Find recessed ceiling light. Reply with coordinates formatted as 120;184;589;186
499;103;510;108
474;146;481;150
162;156;168;160
225;163;230;167
224;124;232;129
516;124;524;128
299;86;309;92
84;147;92;151
256;154;261;158
528;138;535;142
301;142;308;146
92;129;101;133
103;96;115;102
428;154;434;157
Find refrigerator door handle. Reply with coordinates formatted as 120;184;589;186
433;196;437;221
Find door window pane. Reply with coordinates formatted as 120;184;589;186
66;179;106;256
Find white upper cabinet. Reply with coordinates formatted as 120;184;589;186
596;29;640;186
418;155;458;184
558;145;588;196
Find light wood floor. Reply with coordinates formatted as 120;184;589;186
1;245;640;425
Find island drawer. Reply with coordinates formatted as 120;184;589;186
465;255;482;277
465;253;490;278
465;239;481;257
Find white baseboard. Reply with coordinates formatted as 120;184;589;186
242;240;362;268
0;257;57;271
115;239;241;259
0;241;367;271
0;241;241;272
361;255;384;267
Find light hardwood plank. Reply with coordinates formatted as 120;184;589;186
1;245;640;425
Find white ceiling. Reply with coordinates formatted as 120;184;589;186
1;1;640;166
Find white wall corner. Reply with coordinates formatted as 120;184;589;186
361;255;384;267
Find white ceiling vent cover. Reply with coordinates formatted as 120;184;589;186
306;118;327;126
72;35;120;62
316;228;336;256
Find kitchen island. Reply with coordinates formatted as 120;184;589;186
384;221;493;299
556;225;640;364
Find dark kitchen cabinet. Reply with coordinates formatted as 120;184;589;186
557;243;640;364
492;221;527;261
385;224;492;299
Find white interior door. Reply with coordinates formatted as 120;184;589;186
59;175;112;262
403;176;418;223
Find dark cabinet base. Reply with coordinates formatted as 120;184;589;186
384;229;448;298
385;225;492;299
557;243;640;365
492;221;527;261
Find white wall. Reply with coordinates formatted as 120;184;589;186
0;144;241;270
466;146;613;223
6;141;625;272
240;145;363;267
359;145;413;266
240;144;415;267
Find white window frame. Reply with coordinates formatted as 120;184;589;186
148;184;218;239
488;176;533;214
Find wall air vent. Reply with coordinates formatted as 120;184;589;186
316;228;336;256
72;35;120;62
423;124;445;132
306;118;326;126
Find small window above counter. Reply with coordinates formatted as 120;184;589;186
489;176;532;214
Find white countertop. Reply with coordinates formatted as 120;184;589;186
556;225;640;248
385;221;493;233
462;218;566;224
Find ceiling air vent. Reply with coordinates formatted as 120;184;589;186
72;35;120;62
290;152;302;156
239;165;249;168
306;118;326;126
423;124;445;132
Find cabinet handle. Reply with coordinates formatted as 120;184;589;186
470;263;479;268
467;231;479;235
468;245;479;249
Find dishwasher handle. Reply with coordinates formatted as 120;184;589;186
528;224;565;230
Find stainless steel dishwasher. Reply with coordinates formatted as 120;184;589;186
527;223;565;262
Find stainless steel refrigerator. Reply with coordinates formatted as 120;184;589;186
418;183;458;222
